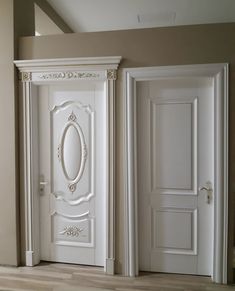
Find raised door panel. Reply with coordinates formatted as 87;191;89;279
51;101;94;207
150;98;198;195
152;208;197;255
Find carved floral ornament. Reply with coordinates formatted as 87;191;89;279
19;70;118;82
59;226;84;237
39;71;100;80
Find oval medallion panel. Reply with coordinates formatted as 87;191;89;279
60;111;88;193
63;124;82;181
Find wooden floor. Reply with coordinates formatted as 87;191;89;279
0;263;233;291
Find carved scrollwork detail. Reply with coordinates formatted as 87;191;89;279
57;144;61;161
107;69;117;80
39;71;100;81
68;183;77;193
68;111;77;122
83;144;88;160
59;226;84;237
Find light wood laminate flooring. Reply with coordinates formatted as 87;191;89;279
0;263;233;291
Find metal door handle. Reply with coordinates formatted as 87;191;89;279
39;181;49;185
39;175;49;196
199;186;212;192
199;181;213;204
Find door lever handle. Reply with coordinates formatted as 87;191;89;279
39;181;49;185
199;181;213;204
199;186;211;192
39;175;49;196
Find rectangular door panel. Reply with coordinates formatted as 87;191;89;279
150;98;198;195
152;208;197;255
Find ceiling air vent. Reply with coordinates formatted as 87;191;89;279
137;12;176;26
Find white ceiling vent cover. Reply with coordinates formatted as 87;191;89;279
137;12;176;26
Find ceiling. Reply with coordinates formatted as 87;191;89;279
35;4;64;35
46;0;235;33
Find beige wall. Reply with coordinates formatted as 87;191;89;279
0;0;18;265
0;0;35;266
18;23;235;281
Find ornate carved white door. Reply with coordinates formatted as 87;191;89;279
39;82;106;266
15;56;121;272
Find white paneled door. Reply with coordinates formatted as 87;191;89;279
137;78;214;275
39;82;106;266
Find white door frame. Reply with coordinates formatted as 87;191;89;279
124;63;229;284
14;56;121;274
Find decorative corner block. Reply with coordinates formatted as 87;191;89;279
107;69;117;80
20;72;32;82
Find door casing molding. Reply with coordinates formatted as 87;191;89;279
14;56;121;274
123;63;229;283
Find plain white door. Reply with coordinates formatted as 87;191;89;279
38;81;106;266
137;78;214;275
